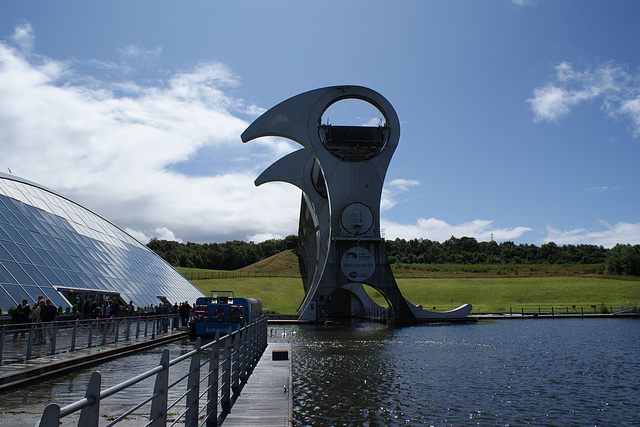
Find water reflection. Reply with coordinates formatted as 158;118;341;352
285;322;396;425
271;318;639;426
0;339;193;421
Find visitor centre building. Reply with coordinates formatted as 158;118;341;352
0;172;204;312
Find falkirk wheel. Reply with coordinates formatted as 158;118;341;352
242;86;472;323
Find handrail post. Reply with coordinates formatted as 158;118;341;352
71;319;78;352
206;332;220;426
136;315;140;339
256;320;264;364
231;330;241;393
149;349;170;426
101;319;108;345
246;324;253;375
50;321;58;355
0;325;4;366
256;319;262;359
151;316;156;339
26;323;34;361
114;319;120;343
185;337;201;426
125;318;131;341
239;326;248;384
252;321;260;366
260;317;267;349
221;330;232;412
88;320;94;348
253;321;259;364
78;371;102;426
38;404;61;426
144;316;149;337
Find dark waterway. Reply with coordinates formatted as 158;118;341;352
0;318;638;426
271;318;639;426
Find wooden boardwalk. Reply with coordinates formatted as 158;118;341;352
223;343;293;426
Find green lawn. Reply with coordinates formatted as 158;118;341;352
395;276;640;313
192;277;305;314
188;274;640;314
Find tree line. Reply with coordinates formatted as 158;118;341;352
147;236;298;271
385;237;607;265
387;237;639;275
147;236;640;276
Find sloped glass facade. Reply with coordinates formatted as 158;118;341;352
0;173;203;311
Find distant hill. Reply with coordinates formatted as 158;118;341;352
234;249;603;279
237;250;301;276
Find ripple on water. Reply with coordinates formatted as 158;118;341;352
279;318;640;426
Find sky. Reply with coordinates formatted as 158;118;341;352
1;1;639;248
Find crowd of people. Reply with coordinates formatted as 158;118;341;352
11;295;59;343
10;296;193;342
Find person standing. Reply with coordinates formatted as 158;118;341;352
40;299;58;344
126;300;135;317
12;299;31;339
83;298;92;319
32;300;44;342
180;301;192;327
162;303;170;332
110;299;120;317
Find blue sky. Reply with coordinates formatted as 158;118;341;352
1;1;639;247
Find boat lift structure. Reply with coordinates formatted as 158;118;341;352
242;86;472;323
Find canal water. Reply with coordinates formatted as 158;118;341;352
270;318;639;426
0;318;638;426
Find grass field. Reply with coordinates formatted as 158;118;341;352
190;277;305;314
185;274;640;314
176;252;640;314
395;276;639;313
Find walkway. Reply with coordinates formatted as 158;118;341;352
223;343;292;426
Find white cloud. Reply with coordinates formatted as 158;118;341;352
584;186;622;194
586;186;607;193
381;179;420;212
528;85;574;122
620;96;640;135
511;0;535;6
0;23;300;244
10;22;34;53
116;44;163;67
381;217;532;243
528;60;640;135
542;221;640;248
125;226;185;245
246;231;285;243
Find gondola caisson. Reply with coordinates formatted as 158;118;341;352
190;291;262;337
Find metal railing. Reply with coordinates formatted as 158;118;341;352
610;302;640;314
182;270;302;280
0;313;181;366
36;317;268;426
480;303;640;316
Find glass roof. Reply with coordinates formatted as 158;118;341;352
0;173;204;311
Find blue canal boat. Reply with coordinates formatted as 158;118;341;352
190;291;262;337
